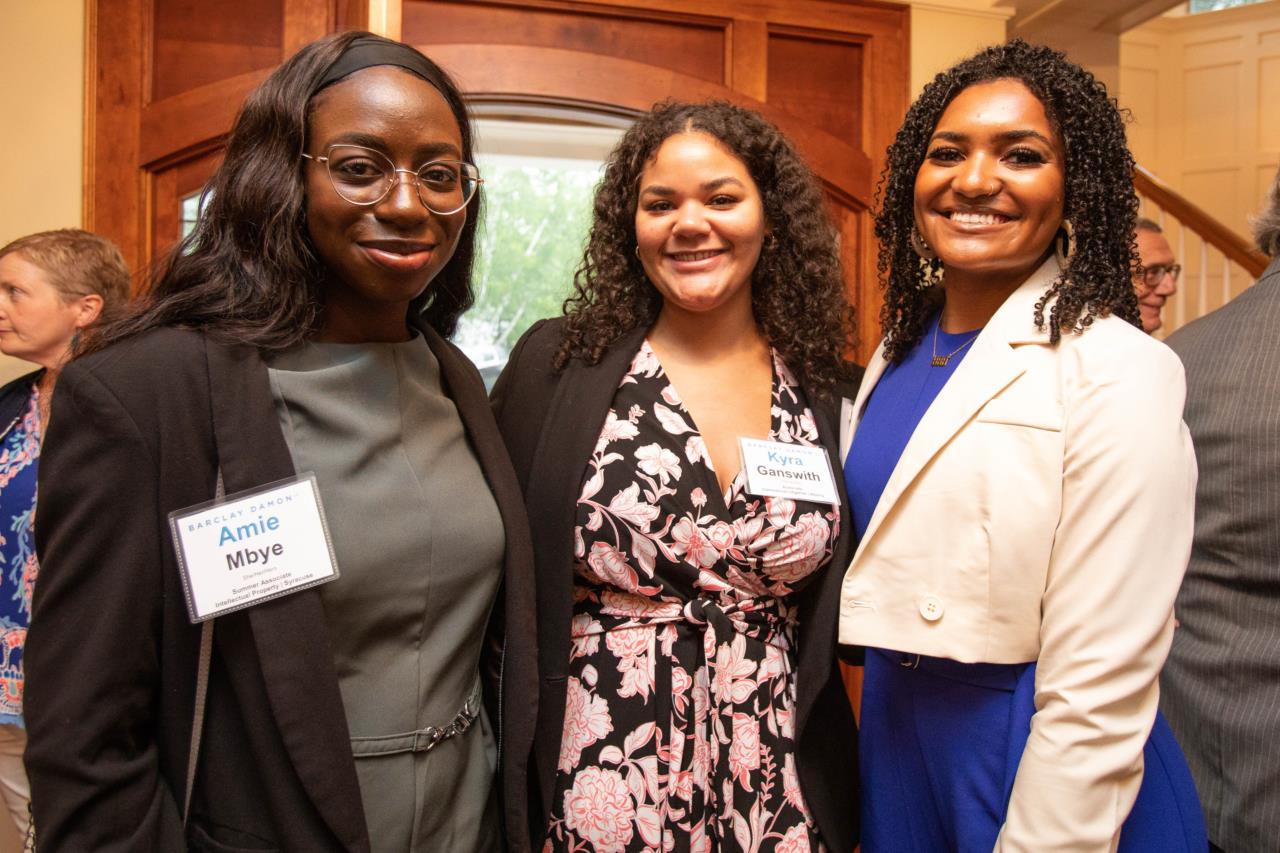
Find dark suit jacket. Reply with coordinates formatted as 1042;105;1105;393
25;319;539;852
491;317;861;851
1161;255;1280;852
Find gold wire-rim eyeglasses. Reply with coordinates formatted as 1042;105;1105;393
302;144;482;215
1139;263;1182;287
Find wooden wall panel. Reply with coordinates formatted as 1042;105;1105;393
149;147;224;268
151;0;283;102
767;27;865;153
1121;2;1280;334
431;45;871;207
88;0;147;276
402;1;727;85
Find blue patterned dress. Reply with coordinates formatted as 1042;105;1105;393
0;389;40;727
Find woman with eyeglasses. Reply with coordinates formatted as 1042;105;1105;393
493;101;860;852
840;41;1205;851
24;32;537;852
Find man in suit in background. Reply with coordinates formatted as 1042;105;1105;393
1133;217;1180;334
1161;166;1280;853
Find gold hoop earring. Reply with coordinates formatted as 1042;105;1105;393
1054;219;1075;267
911;227;936;261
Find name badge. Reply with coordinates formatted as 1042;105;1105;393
739;437;840;505
168;473;340;623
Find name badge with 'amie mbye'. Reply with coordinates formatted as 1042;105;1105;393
168;474;340;623
739;437;841;505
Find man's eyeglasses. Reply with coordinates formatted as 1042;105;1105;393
302;144;481;215
1139;263;1181;287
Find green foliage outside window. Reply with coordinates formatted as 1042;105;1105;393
456;152;601;360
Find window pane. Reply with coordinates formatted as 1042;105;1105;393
457;119;625;388
1189;0;1269;12
181;189;212;241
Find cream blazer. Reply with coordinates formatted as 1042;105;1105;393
839;257;1197;852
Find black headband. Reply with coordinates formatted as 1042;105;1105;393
313;37;447;97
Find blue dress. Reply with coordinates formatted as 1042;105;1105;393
0;388;40;728
844;315;1207;852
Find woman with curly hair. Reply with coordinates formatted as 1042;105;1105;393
493;100;859;850
839;40;1206;851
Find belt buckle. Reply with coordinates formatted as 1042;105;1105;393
414;726;444;752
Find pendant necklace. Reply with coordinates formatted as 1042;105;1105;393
930;321;980;367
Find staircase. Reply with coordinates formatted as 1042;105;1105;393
1134;166;1269;336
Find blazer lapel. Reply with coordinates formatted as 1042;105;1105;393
848;257;1060;562
417;320;540;825
525;325;646;814
794;380;856;734
418;321;535;579
840;344;890;460
204;339;367;848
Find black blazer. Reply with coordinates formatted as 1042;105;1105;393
25;319;539;852
491;317;862;851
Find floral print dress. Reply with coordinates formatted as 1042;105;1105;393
545;341;839;853
0;390;40;727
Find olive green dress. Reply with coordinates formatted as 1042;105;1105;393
268;334;504;852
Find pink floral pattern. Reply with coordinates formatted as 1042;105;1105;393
0;390;40;726
545;342;838;852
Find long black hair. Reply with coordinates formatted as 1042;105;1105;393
555;100;853;395
876;39;1140;362
84;31;480;354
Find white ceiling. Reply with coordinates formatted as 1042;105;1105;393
996;0;1185;35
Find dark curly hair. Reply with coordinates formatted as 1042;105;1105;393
554;100;854;394
84;31;480;355
875;39;1140;362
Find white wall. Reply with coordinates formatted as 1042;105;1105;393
893;0;1011;95
1120;0;1280;331
0;0;85;382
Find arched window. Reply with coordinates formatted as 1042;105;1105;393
458;115;626;387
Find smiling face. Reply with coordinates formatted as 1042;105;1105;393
304;66;467;342
634;132;766;318
0;252;101;369
1134;227;1177;333
914;78;1066;296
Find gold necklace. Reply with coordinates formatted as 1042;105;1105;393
930;322;980;367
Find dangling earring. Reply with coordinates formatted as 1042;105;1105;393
763;232;777;252
917;256;944;290
911;227;942;289
1054;219;1075;267
910;227;936;260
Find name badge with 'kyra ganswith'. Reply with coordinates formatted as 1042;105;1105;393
738;437;841;505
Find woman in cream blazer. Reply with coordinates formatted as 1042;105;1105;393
839;41;1206;852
